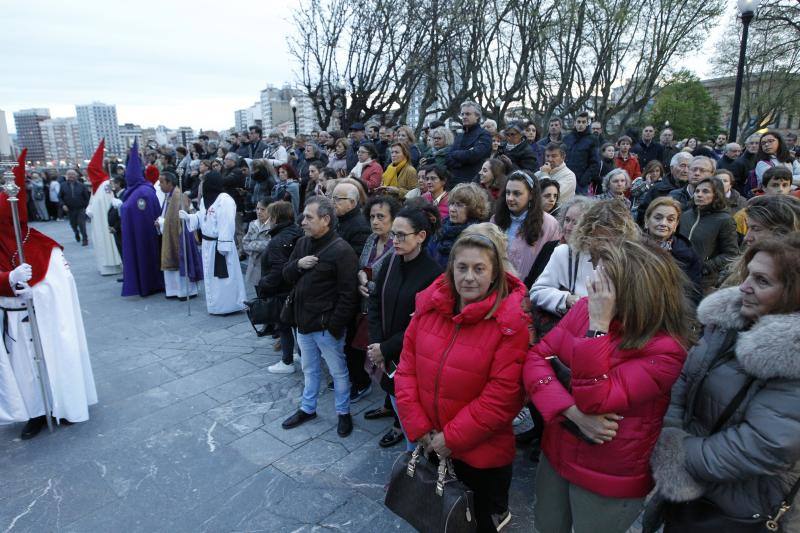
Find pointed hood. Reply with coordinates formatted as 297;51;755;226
87;139;109;194
122;139;145;200
0;149;61;286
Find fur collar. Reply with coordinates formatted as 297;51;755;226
697;287;800;380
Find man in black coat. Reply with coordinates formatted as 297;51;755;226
331;182;371;257
497;121;538;172
281;196;359;437
632;125;665;168
636;151;693;226
59;169;91;245
346;123;370;172
717;143;742;172
446;100;492;188
562;111;600;195
331;181;372;400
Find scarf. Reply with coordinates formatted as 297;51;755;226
350;158;373;179
381;159;408;188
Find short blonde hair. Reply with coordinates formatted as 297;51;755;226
569;199;640;253
602;168;631;193
430;126;454;147
449;182;490;221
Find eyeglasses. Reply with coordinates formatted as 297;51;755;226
389;230;420;242
760;138;777;145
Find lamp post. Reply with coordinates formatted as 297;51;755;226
729;0;761;142
289;97;298;136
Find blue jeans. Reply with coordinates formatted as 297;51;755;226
390;395;416;452
296;330;350;415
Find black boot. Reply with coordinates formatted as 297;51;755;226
20;415;47;440
337;414;353;437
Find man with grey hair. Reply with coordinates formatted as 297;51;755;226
446;100;492;188
59;169;91;246
636;151;693;225
331;182;372;402
717;142;742;172
669;155;716;211
281;196;359;437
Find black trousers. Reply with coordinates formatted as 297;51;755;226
343;322;370;392
68;208;88;242
452;460;513;532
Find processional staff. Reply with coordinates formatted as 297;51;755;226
1;164;54;433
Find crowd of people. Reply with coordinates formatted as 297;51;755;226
2;100;800;532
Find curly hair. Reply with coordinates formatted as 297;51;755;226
569;199;640;252
449;182;490;221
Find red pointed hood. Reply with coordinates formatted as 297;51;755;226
145;164;159;185
87;139;109;194
0;149;62;287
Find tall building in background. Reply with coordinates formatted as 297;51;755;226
234;102;262;132
234;109;248;132
0;110;12;158
12;108;50;162
76;102;122;158
40;117;82;163
259;85;318;135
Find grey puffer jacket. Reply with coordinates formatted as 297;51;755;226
650;287;800;531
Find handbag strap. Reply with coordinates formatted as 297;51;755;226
380;253;398;338
710;376;755;434
568;248;579;293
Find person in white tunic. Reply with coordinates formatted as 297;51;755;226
0;153;97;439
86;180;123;275
179;171;246;315
84;138;122;275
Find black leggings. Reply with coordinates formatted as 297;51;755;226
452;460;513;532
278;323;294;365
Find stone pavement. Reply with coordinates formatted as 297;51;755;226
0;219;538;532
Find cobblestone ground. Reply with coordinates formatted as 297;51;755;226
0;219;539;532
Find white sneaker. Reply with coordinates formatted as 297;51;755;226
268;361;295;374
492;510;511;531
293;351;301;363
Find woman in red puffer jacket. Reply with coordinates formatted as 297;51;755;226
524;239;694;533
395;232;530;533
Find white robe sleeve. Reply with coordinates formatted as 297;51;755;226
184;202;203;232
530;243;571;315
215;195;237;255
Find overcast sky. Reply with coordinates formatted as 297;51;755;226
1;0;732;134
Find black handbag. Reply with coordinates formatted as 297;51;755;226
385;446;477;533
245;294;284;331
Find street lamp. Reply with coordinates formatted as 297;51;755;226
289;97;298;136
728;0;761;142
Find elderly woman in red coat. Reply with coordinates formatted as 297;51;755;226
395;232;530;532
524;239;694;533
